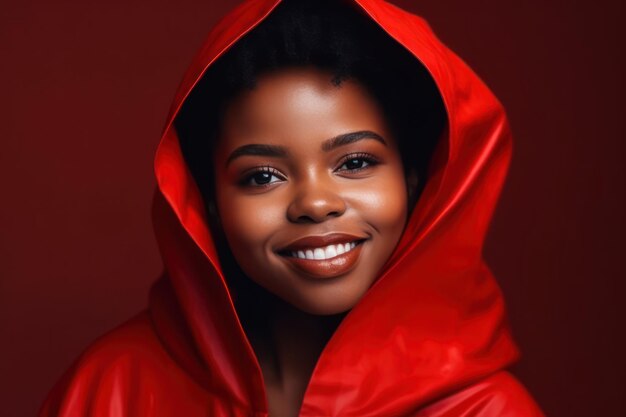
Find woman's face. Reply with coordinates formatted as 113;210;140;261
212;67;409;315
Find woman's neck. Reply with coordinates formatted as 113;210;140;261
246;295;346;406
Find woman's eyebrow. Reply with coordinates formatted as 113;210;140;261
321;130;387;151
226;131;386;166
226;144;288;166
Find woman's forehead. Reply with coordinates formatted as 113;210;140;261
216;67;396;153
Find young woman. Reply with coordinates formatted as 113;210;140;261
39;0;544;416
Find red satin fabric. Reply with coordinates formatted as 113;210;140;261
39;0;545;415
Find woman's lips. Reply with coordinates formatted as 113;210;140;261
277;238;366;279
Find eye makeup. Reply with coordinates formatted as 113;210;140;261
335;152;380;173
238;165;286;188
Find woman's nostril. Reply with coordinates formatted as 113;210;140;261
294;210;343;224
288;196;347;223
295;214;316;224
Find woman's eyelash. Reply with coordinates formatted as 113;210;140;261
238;153;379;187
336;152;380;172
239;166;285;187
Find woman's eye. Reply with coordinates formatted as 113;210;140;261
240;168;284;187
341;158;369;170
337;153;378;172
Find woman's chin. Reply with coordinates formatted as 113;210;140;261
286;289;366;316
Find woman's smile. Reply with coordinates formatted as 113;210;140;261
212;67;410;315
275;233;368;279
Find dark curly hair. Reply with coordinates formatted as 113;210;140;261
175;0;447;209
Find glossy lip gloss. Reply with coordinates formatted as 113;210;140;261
277;233;367;279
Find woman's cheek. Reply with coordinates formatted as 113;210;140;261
348;172;408;232
220;193;282;257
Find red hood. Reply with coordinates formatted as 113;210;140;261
149;0;519;414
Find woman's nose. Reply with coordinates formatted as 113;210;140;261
286;180;347;223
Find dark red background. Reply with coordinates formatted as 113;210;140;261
1;0;624;416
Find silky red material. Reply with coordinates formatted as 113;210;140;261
39;0;545;415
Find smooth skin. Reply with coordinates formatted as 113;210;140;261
211;67;412;417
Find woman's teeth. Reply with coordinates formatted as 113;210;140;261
290;242;357;260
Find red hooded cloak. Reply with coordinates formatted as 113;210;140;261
39;0;545;415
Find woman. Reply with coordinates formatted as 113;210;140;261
39;0;544;415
